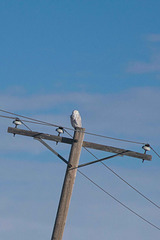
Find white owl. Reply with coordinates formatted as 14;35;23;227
70;110;82;128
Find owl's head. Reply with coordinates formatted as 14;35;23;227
72;110;79;115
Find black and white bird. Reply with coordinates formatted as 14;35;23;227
70;110;82;129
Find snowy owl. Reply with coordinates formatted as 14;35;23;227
70;110;82;128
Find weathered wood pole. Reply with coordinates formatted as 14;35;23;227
51;127;85;240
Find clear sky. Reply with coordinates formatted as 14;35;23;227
0;1;160;239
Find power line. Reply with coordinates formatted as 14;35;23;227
87;149;160;209
0;114;53;126
0;114;38;130
78;169;160;231
84;131;146;145
150;146;160;159
3;108;159;236
0;109;61;128
2;109;159;207
0;114;15;120
101;161;160;209
0;108;147;145
64;130;160;210
1;111;157;208
21;120;32;131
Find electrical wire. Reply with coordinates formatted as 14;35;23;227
0;109;61;128
1;110;158;209
0;108;147;145
101;161;160;209
150;146;160;159
64;130;160;210
10;118;160;230
0;114;56;126
20;120;32;131
78;169;160;231
0;114;37;130
1;109;159;230
2;111;156;162
22;121;160;230
1;109;159;207
86;149;160;209
83;131;146;145
0;114;15;120
82;140;160;209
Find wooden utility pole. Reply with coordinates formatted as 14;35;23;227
7;126;152;240
51;127;85;240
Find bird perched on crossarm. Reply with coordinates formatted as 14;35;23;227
70;110;82;129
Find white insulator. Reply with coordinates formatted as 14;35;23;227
13;118;22;126
142;144;151;152
56;127;64;134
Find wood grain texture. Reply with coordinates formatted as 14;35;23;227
8;127;152;161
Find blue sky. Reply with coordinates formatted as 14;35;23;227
0;1;160;239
